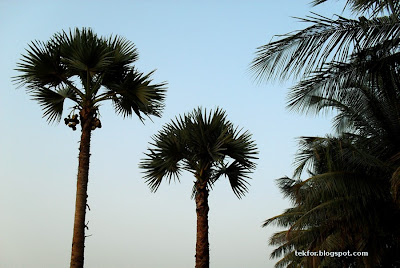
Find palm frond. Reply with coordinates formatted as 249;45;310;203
99;35;139;88
226;128;258;169
312;0;400;17
107;35;138;66
14;39;65;88
263;208;304;228
251;13;400;82
57;28;113;74
212;161;251;198
140;119;186;192
31;85;78;123
107;69;166;120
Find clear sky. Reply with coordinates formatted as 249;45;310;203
0;1;348;267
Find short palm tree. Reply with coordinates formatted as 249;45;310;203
14;28;166;268
140;108;258;268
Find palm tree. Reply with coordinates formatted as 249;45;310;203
14;28;166;268
140;108;258;268
265;135;400;267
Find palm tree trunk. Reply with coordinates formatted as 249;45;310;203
70;109;94;268
195;183;210;268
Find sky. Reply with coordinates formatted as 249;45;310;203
0;1;349;267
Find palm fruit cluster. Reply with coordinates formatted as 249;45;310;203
64;114;102;131
92;117;102;130
64;114;80;131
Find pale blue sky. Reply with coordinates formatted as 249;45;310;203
1;1;347;267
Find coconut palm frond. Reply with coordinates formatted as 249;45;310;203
251;13;400;82
313;0;400;17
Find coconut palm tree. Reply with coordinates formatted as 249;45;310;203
14;28;166;268
265;135;400;267
140;107;258;268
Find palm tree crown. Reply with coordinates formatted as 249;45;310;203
141;107;257;197
15;28;166;123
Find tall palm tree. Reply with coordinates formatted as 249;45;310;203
14;28;166;268
140;108;258;268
